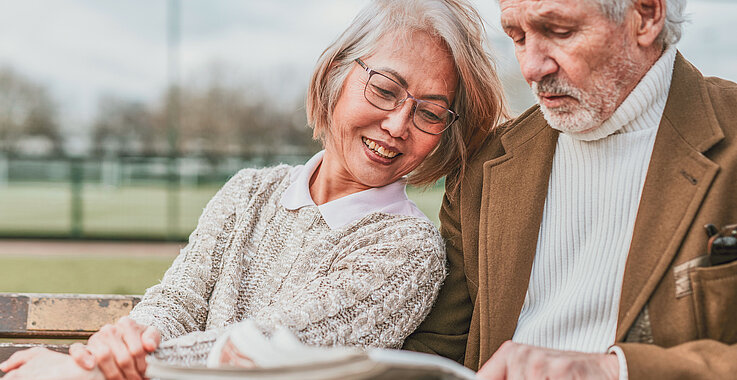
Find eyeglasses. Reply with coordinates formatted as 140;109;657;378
355;59;459;135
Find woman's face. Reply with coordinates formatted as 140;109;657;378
324;31;458;189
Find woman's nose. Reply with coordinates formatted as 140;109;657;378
380;101;413;139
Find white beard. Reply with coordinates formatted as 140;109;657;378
532;46;639;134
532;76;617;134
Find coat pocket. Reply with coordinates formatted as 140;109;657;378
690;259;737;343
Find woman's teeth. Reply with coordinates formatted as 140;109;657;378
362;137;398;159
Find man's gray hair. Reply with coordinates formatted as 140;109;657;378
592;0;687;45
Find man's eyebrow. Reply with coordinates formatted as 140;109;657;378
530;9;575;25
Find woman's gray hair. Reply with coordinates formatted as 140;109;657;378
306;0;508;189
591;0;687;45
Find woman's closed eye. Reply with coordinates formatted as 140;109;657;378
371;84;398;100
417;107;442;123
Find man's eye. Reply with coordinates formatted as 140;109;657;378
508;32;525;45
548;28;572;38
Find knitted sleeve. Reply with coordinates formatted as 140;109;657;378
128;167;281;340
144;215;445;367
250;215;447;349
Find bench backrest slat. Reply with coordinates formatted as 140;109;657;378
0;293;141;363
0;293;141;339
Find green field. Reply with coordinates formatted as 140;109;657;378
0;184;444;294
0;183;444;238
0;256;175;294
0;183;218;238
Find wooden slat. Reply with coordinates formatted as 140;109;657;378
0;295;28;334
0;293;141;339
0;343;69;366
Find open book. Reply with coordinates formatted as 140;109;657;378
145;320;476;379
146;348;477;380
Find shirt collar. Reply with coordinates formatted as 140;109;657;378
280;150;429;230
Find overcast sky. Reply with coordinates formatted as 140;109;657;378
0;0;735;139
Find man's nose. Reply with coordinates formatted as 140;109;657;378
380;101;412;139
518;37;558;84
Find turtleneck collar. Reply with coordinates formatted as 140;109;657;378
565;45;677;141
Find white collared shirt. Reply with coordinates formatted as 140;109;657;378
280;151;429;230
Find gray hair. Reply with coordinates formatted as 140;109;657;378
591;0;687;45
306;0;508;188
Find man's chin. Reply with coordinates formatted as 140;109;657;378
539;105;600;134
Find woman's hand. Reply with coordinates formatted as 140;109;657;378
69;317;160;380
0;347;104;380
219;338;257;368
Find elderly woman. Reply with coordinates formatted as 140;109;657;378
0;0;506;379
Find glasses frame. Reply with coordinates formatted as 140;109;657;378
355;59;459;135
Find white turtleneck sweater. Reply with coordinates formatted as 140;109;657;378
512;46;677;367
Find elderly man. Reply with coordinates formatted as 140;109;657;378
404;0;737;378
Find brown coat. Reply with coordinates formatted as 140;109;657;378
403;52;737;379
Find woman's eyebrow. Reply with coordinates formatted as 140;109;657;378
375;66;408;88
424;94;450;107
375;66;450;106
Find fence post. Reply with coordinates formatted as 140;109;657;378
167;156;179;240
70;158;83;238
0;153;7;187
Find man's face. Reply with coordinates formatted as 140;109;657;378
500;0;645;133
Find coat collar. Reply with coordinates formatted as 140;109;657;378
476;108;558;361
477;52;725;358
615;52;724;339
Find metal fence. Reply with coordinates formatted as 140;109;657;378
0;153;313;241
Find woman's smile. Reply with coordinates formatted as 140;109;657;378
362;136;400;164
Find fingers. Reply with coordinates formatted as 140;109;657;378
120;324;148;375
88;324;140;380
477;340;514;380
69;343;97;370
478;342;620;380
219;339;256;369
0;346;51;373
141;325;161;353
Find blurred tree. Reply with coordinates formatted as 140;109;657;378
91;95;161;156
90;65;319;158
0;67;62;155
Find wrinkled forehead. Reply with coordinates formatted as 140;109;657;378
499;0;604;28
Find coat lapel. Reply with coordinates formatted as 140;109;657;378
616;52;724;339
477;109;558;361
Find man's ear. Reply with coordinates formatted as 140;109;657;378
633;0;666;47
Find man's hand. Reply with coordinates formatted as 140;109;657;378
477;341;619;380
69;317;160;380
0;347;103;380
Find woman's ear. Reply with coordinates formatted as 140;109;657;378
633;0;666;48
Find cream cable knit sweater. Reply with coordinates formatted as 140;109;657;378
128;165;446;366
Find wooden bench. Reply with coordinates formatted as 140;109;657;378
0;293;141;363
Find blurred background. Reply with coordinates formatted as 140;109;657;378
0;0;735;294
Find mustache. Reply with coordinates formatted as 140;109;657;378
532;76;580;98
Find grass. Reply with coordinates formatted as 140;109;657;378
0;183;444;238
0;184;445;294
0;183;218;238
0;255;175;294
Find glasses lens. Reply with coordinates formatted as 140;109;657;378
364;70;456;135
414;102;453;134
365;73;404;110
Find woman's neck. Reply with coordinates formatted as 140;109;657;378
308;153;371;206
